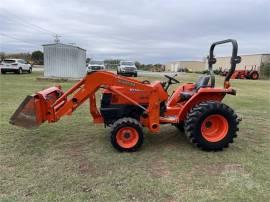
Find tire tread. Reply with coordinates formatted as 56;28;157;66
184;101;239;151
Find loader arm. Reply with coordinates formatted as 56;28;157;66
10;71;161;132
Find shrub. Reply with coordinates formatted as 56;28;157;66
260;63;270;79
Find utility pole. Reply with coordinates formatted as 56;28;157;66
53;34;61;43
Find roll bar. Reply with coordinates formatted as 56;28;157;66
208;39;241;88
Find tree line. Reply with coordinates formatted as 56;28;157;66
1;53;165;72
99;59;165;72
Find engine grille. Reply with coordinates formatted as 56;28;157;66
123;67;135;72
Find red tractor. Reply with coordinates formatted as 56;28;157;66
10;39;241;152
231;65;259;80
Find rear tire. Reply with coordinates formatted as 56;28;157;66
184;101;239;151
134;73;137;77
111;118;144;152
250;71;259;80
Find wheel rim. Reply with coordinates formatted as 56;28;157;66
201;114;229;142
252;73;258;79
116;127;139;149
19;69;22;74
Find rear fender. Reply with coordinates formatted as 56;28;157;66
178;88;235;121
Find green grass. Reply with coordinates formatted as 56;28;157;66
0;72;270;201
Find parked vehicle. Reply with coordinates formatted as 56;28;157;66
231;66;259;80
0;59;32;74
247;66;260;80
220;65;259;80
87;60;105;72
117;61;137;77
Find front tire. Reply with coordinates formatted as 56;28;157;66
28;67;32;74
1;70;6;74
111;118;144;152
184;101;239;151
17;68;23;74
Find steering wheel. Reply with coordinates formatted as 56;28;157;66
163;74;180;91
164;74;180;84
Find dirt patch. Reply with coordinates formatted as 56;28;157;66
0;164;15;172
164;194;175;202
78;159;96;174
65;144;83;158
190;163;245;176
223;164;245;173
165;143;177;149
150;159;170;177
65;144;97;176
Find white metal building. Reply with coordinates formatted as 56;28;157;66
165;61;205;72
43;43;86;78
165;54;270;74
213;54;270;72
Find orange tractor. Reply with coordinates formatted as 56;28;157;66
10;39;241;152
231;65;259;80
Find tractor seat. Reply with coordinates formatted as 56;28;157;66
180;75;211;101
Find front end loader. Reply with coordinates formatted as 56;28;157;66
10;39;241;152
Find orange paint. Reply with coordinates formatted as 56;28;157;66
201;114;229;142
116;127;139;148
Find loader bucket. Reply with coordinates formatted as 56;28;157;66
10;86;64;129
9;95;44;129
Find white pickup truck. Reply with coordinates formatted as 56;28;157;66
117;61;137;77
0;59;32;74
86;60;105;72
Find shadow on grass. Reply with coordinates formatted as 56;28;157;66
11;122;190;158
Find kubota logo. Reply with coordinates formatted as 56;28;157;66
129;88;143;92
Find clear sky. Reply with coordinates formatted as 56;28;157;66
0;0;269;63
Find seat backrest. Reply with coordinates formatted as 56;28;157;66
195;75;210;91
